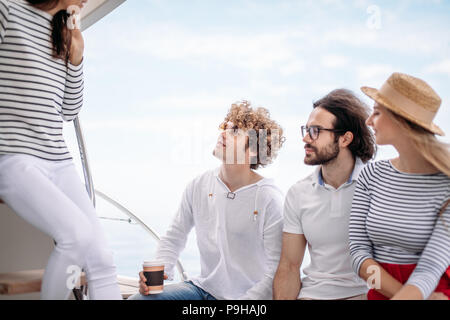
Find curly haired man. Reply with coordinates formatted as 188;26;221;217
129;101;286;300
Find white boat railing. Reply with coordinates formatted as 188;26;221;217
74;118;96;206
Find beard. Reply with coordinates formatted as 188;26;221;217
304;140;340;166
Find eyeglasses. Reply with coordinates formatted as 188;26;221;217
301;125;345;140
219;125;243;137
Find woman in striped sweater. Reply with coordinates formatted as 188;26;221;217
349;72;449;300
0;0;121;299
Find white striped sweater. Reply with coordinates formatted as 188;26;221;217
0;0;83;161
349;160;450;299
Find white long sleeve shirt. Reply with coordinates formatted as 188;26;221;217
155;168;284;300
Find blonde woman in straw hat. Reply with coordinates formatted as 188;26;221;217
348;72;450;300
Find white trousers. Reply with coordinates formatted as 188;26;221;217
0;154;122;300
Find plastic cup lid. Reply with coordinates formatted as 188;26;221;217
143;260;165;267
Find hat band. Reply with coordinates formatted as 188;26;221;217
379;82;436;124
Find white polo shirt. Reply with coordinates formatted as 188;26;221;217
155;168;284;300
283;158;369;300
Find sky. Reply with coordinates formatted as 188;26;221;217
63;0;450;279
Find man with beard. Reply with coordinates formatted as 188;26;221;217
273;89;376;300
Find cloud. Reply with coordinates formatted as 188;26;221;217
320;23;447;55
356;64;395;86
85;15;310;74
321;54;349;68
279;60;306;76
78;112;222;133
424;59;450;76
114;24;305;72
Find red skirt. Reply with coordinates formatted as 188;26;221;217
367;263;450;300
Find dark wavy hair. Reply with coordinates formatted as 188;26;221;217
313;89;376;163
26;0;71;64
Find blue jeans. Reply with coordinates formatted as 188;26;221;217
127;281;217;300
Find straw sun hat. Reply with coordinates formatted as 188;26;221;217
361;72;444;136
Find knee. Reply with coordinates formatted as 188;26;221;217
70;222;94;250
127;293;146;300
56;223;94;261
127;292;161;300
88;246;116;270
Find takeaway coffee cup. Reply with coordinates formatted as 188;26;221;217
143;260;165;294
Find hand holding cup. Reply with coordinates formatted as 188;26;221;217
139;271;168;295
139;261;167;295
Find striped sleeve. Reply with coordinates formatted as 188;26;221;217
0;0;9;43
349;164;375;276
61;59;84;121
405;197;450;299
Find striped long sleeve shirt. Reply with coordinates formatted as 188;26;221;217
0;0;83;161
349;160;450;299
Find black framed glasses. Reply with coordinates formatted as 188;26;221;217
301;125;345;140
219;125;242;137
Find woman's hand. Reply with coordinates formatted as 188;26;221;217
69;22;84;66
428;292;448;300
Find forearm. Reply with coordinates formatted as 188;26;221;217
69;54;83;66
154;232;188;279
273;264;301;300
359;258;403;298
62;60;84;121
391;285;423;300
155;187;195;279
69;29;84;66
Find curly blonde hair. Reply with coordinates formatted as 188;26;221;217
219;100;286;170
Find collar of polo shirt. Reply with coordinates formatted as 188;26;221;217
312;157;365;188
